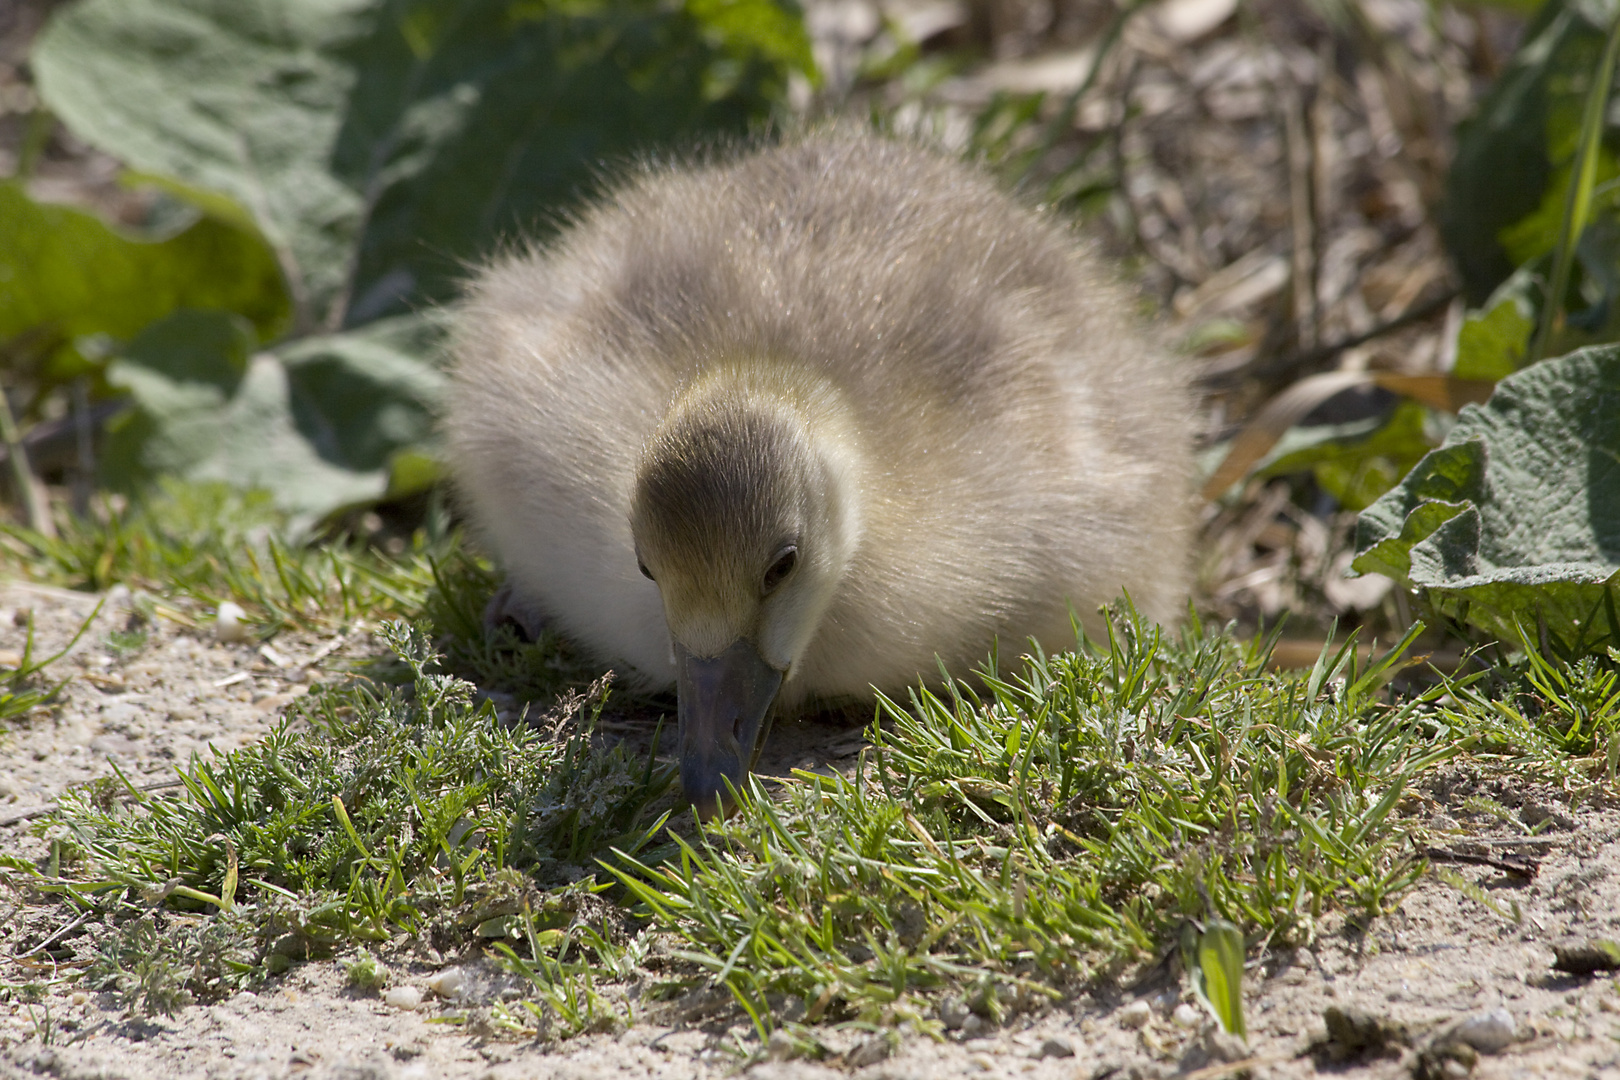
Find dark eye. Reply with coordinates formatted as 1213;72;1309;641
761;546;797;595
638;560;654;581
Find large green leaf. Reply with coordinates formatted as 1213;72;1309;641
0;182;287;375
34;0;811;332
103;310;446;523
1352;346;1620;654
1441;0;1616;305
31;1;369;333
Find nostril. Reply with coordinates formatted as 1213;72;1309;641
732;714;744;746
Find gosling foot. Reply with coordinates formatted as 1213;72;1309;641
482;580;550;642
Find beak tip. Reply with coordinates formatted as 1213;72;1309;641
680;755;745;816
674;638;784;817
689;792;726;821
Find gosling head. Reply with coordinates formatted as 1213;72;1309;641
630;368;862;815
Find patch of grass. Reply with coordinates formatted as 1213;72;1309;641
609;608;1458;1033
86;912;256;1016
56;623;674;900
418;548;601;703
490;902;641;1038
0;603;101;722
0;480;447;635
13;589;1613;1039
1432;639;1620;793
30;622;673;1011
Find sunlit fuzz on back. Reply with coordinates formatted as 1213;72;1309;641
447;129;1194;812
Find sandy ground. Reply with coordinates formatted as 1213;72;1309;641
2;581;1619;1080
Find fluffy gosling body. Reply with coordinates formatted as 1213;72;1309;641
448;131;1193;810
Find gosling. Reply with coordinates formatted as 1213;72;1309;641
447;130;1193;813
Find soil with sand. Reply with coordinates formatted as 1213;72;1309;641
2;584;1619;1080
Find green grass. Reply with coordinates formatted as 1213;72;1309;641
415;547;609;705
607;613;1456;1034
0;480;445;637
0;603;101;722
42;617;672;911
8;620;674;1022
2;492;1616;1044
0;480;598;709
1430;640;1620;793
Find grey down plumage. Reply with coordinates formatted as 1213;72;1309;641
447;130;1193;807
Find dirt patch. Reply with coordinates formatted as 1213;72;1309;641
2;584;1619;1079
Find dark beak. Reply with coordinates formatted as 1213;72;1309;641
675;639;784;817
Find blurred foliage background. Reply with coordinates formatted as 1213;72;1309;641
0;0;1617;655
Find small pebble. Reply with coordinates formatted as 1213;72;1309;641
214;602;253;644
766;1030;796;1061
1323;1005;1410;1055
846;1036;892;1068
1139;1026;1170;1055
1038;1036;1076;1058
1172;1003;1202;1029
1453;1008;1516;1054
426;967;465;1000
939;998;970;1030
960;1013;987;1037
384;985;423;1011
1119;999;1153;1029
1552;938;1620;975
1180;1029;1249;1071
